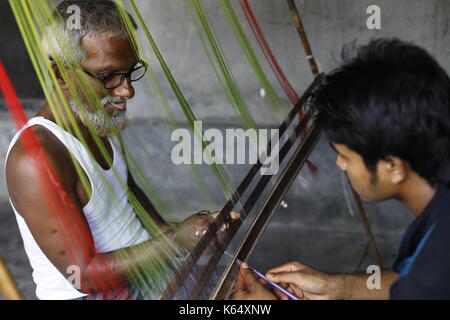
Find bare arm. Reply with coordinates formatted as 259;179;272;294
335;270;398;300
266;261;398;300
5;129;214;294
6;131;110;294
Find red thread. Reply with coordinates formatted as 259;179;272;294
240;0;300;104
0;60;127;297
240;0;315;171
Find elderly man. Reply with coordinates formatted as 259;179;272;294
233;39;450;300
5;0;234;300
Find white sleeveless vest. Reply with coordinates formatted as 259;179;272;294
5;117;151;300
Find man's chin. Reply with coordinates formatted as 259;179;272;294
117;121;127;131
96;117;127;137
114;119;127;134
357;193;379;204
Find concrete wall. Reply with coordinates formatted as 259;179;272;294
1;0;448;206
0;1;448;286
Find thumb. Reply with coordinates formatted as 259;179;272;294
234;269;246;293
240;263;261;290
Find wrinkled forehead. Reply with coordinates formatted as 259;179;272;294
80;35;137;70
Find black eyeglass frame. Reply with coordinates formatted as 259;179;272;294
78;60;148;90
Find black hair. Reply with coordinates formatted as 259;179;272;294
311;38;450;187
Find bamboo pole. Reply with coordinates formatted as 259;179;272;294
287;0;320;76
0;257;24;300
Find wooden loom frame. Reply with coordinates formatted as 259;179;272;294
160;74;323;300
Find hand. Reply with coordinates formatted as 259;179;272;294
232;263;278;300
266;261;339;300
171;210;241;251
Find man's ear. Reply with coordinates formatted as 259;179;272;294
384;156;407;185
50;62;68;90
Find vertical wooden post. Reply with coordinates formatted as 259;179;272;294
0;257;24;300
287;0;320;76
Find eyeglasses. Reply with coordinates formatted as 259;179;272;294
79;60;148;89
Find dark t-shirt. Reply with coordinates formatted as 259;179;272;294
390;186;450;299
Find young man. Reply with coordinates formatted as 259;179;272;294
5;0;237;300
233;39;450;300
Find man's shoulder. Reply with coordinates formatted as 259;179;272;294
6;124;75;184
425;187;450;246
406;210;450;278
390;215;450;299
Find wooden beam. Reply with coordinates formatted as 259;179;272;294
0;257;24;300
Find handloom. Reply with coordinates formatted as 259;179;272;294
2;0;380;299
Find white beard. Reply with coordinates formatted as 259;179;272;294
69;96;127;138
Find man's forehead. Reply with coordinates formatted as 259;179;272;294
81;35;137;71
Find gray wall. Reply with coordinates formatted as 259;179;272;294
0;1;449;287
1;0;449;196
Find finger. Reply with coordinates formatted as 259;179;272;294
286;285;302;299
267;271;301;284
210;211;220;220
240;263;262;291
231;264;253;295
267;261;306;274
230;210;241;220
265;278;290;300
210;210;240;223
257;278;268;286
290;286;306;300
195;227;208;236
220;223;228;232
233;268;247;293
273;272;313;300
273;286;290;300
267;270;316;293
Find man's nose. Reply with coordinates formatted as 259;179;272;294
112;77;135;100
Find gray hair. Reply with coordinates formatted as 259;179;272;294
42;0;137;64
